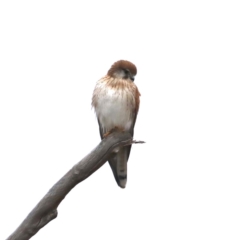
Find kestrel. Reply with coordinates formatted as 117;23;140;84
92;60;140;188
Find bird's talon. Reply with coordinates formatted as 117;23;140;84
103;127;123;138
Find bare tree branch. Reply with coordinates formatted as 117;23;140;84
7;132;143;240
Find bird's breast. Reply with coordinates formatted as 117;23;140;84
92;78;138;133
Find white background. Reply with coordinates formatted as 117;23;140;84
0;1;240;239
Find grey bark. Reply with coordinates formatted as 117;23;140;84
7;132;138;240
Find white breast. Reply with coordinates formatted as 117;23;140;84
93;79;136;134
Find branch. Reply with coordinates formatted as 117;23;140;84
7;132;141;240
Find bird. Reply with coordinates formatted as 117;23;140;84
92;60;141;188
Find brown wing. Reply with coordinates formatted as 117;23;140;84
125;87;141;159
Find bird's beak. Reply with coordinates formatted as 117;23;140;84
130;76;135;81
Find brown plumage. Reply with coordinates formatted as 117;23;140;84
107;60;137;78
92;60;140;188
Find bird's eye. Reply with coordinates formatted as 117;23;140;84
123;69;131;80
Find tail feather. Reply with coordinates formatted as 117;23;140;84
108;147;128;188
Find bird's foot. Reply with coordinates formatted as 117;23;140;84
103;126;124;138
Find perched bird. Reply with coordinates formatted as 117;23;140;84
92;60;141;188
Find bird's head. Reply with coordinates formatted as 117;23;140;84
107;60;137;81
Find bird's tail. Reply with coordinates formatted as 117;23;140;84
108;147;128;188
